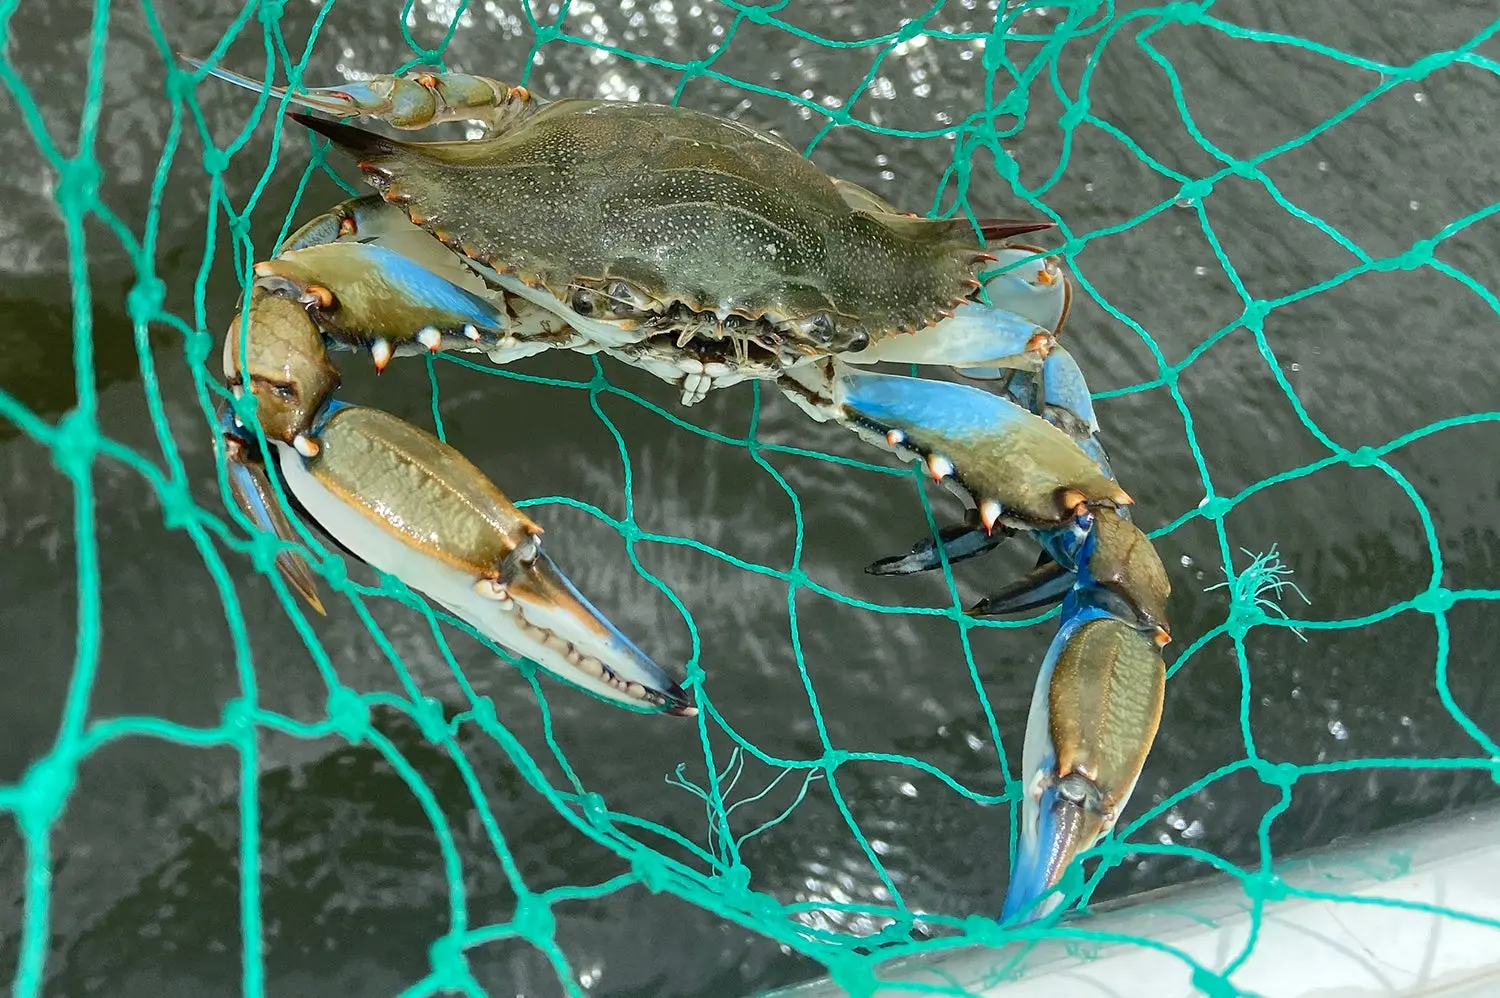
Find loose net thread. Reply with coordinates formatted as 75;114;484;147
3;1;1500;996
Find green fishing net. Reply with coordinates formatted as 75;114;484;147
3;0;1499;995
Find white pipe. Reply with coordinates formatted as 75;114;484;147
764;804;1500;997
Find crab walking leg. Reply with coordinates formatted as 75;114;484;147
785;363;1130;531
871;341;1115;578
864;512;1011;577
1001;608;1165;925
273;402;696;715
841;300;1057;374
178;54;541;134
976;243;1072;336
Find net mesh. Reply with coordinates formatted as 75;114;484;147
3;0;1500;995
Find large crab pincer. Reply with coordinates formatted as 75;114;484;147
1000;508;1170;925
218;283;696;717
783;346;1172;925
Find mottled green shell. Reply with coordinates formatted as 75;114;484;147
299;102;992;348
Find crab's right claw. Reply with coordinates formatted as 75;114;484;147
177;54;537;132
1071;511;1173;646
217;404;326;615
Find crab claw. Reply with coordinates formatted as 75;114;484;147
813;364;1130;532
216;289;344;615
270;402;695;716
970;510;1171;635
1001;608;1166;925
178;54;536;132
252;241;510;360
970;509;1171;647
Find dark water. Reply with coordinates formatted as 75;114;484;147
3;0;1499;995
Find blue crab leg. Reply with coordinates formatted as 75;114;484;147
788;363;1131;534
218;288;345;613
1002;604;1165;925
977;243;1071;336
954;242;1072;419
274;400;695;715
252;241;522;370
277;194;400;254
266;196;587;371
844;301;1057;374
864;513;1012;577
964;556;1075;618
866;343;1113;578
974;508;1172;644
178;54;540;133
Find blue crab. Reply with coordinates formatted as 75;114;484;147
186;55;1174;915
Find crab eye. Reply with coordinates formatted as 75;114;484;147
843;329;870;353
571;289;600;316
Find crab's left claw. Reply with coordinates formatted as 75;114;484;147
1001;609;1166;925
218;289;343;615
